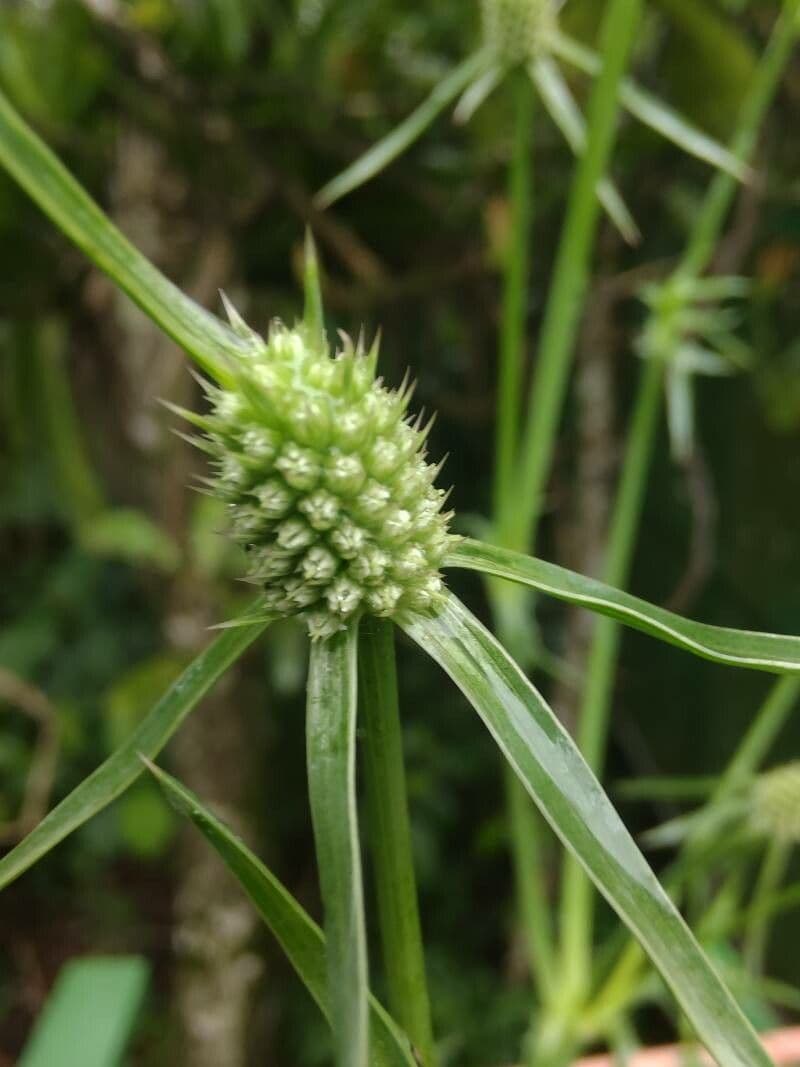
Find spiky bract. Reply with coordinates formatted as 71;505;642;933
481;0;556;65
182;317;454;639
751;762;800;844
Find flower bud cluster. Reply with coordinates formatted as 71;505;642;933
481;0;555;65
750;762;800;844
189;318;454;639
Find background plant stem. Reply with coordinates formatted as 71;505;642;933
583;676;800;1035
556;0;799;1017
494;71;535;519
500;0;643;553
678;0;800;280
558;356;664;999
359;619;437;1067
745;839;792;975
491;0;644;1037
489;66;558;1008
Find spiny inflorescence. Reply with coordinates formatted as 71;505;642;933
750;762;800;844
176;310;455;640
481;0;556;65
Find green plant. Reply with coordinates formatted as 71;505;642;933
315;1;800;1060
1;3;799;1066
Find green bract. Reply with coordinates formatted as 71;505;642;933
751;762;800;844
183;312;454;640
481;0;556;64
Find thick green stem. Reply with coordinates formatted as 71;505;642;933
558;359;664;999
359;619;437;1067
501;0;643;552
494;71;535;518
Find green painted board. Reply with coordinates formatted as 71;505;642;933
19;956;149;1067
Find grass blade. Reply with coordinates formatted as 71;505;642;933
303;228;325;349
402;593;772;1067
315;52;488;209
0;603;271;891
19;957;149;1067
504;0;642;552
307;621;368;1067
0;89;254;380
530;56;640;244
447;539;800;674
359;619;437;1067
144;761;417;1067
546;30;750;182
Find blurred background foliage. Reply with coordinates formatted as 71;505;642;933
0;0;799;1064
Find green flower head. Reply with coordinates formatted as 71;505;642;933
750;762;800;845
481;0;557;65
184;309;455;639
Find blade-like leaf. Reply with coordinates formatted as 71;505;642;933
359;619;437;1067
447;539;800;674
315;51;488;209
402;593;771;1067
0;603;271;891
453;61;504;125
530;56;640;244
546;30;751;182
144;761;416;1067
307;622;368;1067
303;228;325;349
0;89;255;381
616;775;721;802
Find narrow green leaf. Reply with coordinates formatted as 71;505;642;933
546;30;751;182
303;229;325;349
0;603;271;891
529;56;640;244
79;508;182;572
616;775;721;802
315;51;488;209
144;761;417;1067
505;0;642;551
453;61;504;125
19;957;149;1067
0;89;254;381
447;539;800;674
402;593;771;1067
307;622;368;1067
359;619;437;1067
